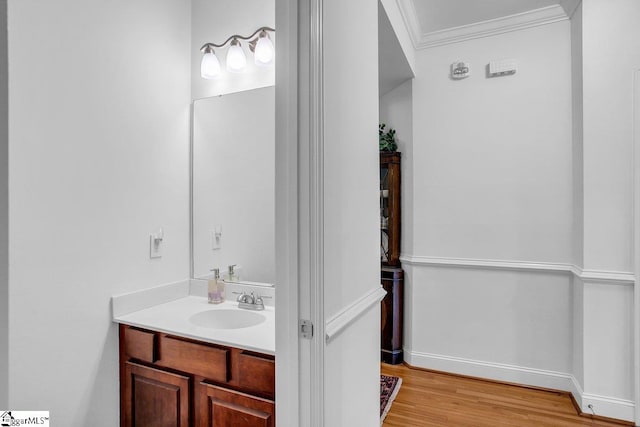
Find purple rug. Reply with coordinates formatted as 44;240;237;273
380;374;402;424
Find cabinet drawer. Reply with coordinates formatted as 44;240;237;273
237;351;275;398
158;336;230;382
124;327;157;363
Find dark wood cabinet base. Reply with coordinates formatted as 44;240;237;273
381;267;404;365
381;349;404;365
119;324;275;426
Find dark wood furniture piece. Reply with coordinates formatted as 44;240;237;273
381;267;404;364
380;152;404;365
119;324;275;427
380;152;401;267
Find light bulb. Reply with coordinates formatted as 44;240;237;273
226;39;246;72
200;47;220;79
254;31;274;66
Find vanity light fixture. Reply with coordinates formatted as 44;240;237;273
253;30;275;66
200;45;221;79
200;26;275;78
226;38;247;72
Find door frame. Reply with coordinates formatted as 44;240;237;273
307;0;326;425
633;68;640;427
274;0;326;425
274;0;300;424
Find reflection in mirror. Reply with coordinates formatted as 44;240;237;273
192;86;275;285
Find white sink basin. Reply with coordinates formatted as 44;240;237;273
188;309;266;330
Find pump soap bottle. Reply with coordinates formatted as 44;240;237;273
226;264;239;282
208;268;225;304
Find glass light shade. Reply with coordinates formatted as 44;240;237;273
254;33;274;66
200;50;221;79
226;41;247;72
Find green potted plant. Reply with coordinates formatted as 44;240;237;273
379;123;397;152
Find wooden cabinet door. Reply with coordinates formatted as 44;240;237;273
380;152;401;266
199;382;275;427
122;361;190;427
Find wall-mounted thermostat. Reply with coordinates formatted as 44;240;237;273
489;59;517;77
451;61;470;79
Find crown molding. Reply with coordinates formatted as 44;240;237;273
560;0;582;19
395;0;422;48
396;3;569;50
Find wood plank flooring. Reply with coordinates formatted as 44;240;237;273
381;363;632;427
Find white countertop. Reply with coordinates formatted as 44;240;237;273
113;295;275;355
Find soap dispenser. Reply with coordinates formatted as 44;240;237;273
208;268;225;304
226;264;239;282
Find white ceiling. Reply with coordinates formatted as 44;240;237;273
409;0;580;34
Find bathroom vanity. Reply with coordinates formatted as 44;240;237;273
120;324;274;427
113;289;276;427
112;85;279;426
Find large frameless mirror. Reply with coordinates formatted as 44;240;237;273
191;86;275;285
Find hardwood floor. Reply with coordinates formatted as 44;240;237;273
381;363;633;427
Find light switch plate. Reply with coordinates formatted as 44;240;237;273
211;230;222;251
211;230;221;250
150;234;162;258
211;225;222;250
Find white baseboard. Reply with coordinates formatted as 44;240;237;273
405;350;572;390
405;350;635;423
580;392;635;423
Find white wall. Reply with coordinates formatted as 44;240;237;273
406;266;572;373
572;276;584;387
192;87;275;283
7;1;191;424
581;0;639;273
582;283;633;399
404;20;576;393
379;79;413;256
0;0;7;409
191;0;275;100
322;0;381;424
323;0;380;323
412;22;573;262
325;308;381;426
571;0;640;420
570;3;585;395
570;1;583;269
402;8;638;420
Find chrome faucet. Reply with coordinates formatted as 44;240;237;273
233;291;270;311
